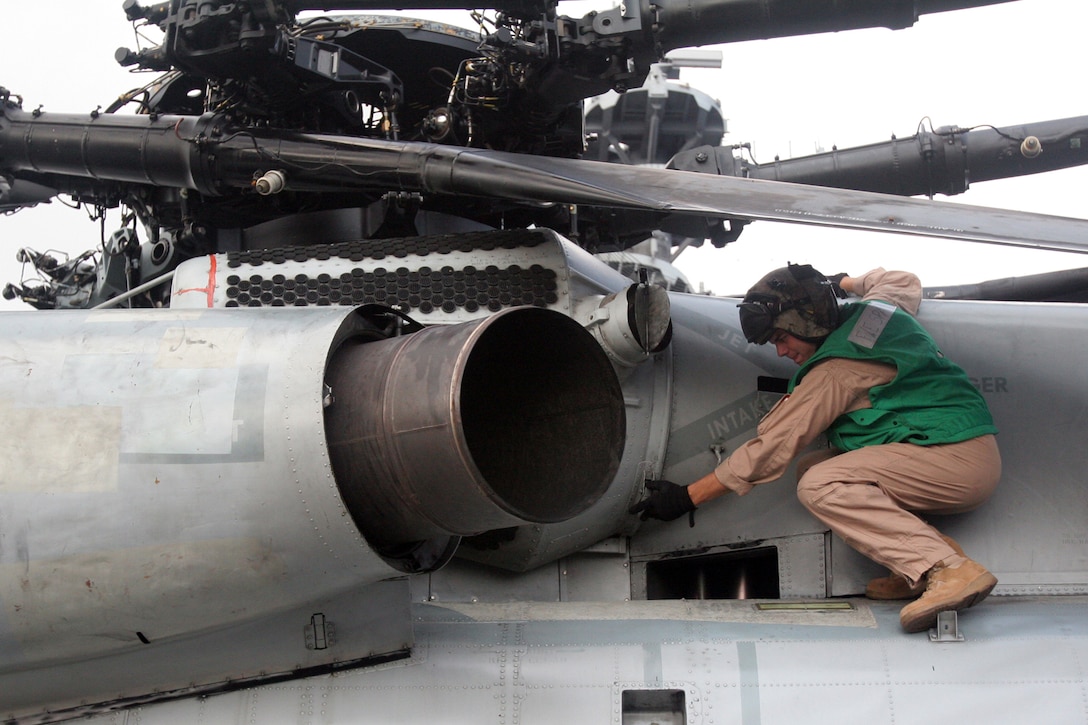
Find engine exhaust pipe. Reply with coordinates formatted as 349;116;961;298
324;307;625;569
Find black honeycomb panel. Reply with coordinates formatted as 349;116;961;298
223;259;559;311
222;232;557;311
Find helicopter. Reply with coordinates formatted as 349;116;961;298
1;0;1088;722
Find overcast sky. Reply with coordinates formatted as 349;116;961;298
1;0;1085;306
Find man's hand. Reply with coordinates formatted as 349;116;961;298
629;479;697;526
827;272;851;299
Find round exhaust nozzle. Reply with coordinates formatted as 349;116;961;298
324;307;625;567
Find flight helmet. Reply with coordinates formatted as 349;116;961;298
738;263;841;345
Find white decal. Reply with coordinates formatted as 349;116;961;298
847;301;896;349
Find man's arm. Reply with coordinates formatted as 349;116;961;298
687;358;893;505
840;268;922;315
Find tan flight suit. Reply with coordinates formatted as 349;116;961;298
713;268;1001;584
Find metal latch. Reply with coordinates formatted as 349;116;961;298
305;612;336;650
929;610;965;642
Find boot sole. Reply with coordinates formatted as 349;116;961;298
899;573;998;634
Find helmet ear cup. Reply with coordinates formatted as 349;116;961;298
786;263;840;339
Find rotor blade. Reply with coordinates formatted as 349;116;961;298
445;151;1088;255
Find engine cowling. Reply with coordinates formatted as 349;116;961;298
0;304;624;670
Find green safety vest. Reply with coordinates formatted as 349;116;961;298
788;300;997;451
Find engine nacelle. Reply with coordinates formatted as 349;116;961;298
0;304;623;672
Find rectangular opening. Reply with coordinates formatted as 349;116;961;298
646;546;779;600
757;375;789;394
622;689;686;725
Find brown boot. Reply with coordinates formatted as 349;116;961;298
899;558;998;633
865;534;966;601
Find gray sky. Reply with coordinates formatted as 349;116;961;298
1;0;1086;306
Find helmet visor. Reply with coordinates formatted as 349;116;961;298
738;299;778;344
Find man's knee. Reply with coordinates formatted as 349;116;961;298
795;449;843;508
796;467;833;511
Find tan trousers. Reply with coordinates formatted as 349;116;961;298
795;434;1001;584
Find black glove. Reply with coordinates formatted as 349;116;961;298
629;479;697;527
827;273;850;299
